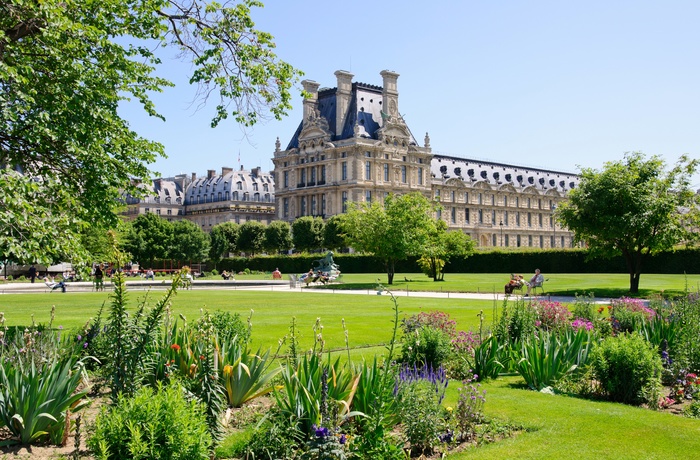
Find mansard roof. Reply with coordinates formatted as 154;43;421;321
286;82;419;150
431;154;580;193
185;167;274;205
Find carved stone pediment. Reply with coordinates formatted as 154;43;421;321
299;111;332;143
445;178;467;188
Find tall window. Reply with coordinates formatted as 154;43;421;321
436;208;442;220
365;190;372;202
491;210;496;224
321;194;326;216
503;196;508;207
365;161;371;180
515;197;519;207
341;161;347;180
418;167;424;185
320;165;326;183
310;167;316;183
528;235;532;246
505;234;510;246
465;192;469;203
504;211;509;225
528;212;532;227
516;213;520;227
300;197;306;216
465;208;470;223
384;164;389;181
538;214;543;227
517;235;521;247
451;191;455;202
527;198;531;208
492;234;497;246
491;195;495;206
401;166;407;183
311;196;317;215
451;207;456;223
342;191;348;212
283;198;289;218
478;209;483;224
478;193;483;205
539;235;543;248
300;169;306;184
283;171;289;188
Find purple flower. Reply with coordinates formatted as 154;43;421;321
83;342;88;349
77;334;82;341
313;425;330;438
339;434;346;445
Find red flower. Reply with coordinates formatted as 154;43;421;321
170;344;181;351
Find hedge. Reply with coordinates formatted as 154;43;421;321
216;247;700;275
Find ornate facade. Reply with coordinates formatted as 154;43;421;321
272;70;580;248
123;166;275;231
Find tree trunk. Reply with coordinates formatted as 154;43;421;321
622;248;644;294
387;259;395;285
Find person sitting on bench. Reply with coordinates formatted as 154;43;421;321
44;276;67;293
525;269;545;296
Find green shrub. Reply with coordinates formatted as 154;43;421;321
572;293;597;322
206;310;251;345
210;269;219;276
243;411;303;460
396;378;449;457
400;325;453;368
87;383;212;460
493;298;537;345
460;335;504;381
219;336;280;408
516;329;593;391
0;357;89;445
684;400;700;419
590;334;663;405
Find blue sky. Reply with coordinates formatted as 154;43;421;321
119;1;700;187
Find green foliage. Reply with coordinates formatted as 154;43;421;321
323;214;348;251
274;353;360;437
493;297;537;345
292;216;325;253
684;400;700;419
572;293;597;322
420;220;475;281
107;271;180;401
219;335;280;408
237;220;267;255
672;292;700;373
243;412;304;460
206;310;251;345
87;383;212;460
462;335;505;381
0;0;301;261
265;220;293;253
343;192;439;284
396;379;448;457
557;152;699;292
591;333;663;405
209;222;240;266
516;329;593;391
0;357;89;445
400;326;453;369
122;213;173;266
170;219;210;263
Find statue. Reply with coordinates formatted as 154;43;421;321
313;251;340;277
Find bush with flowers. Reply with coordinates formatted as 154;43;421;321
610;297;656;333
532;300;572;331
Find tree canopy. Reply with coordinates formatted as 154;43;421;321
557;152;699;293
419;220;475;281
237;220;266;255
343;192;438;284
170;219;210;263
1;0;301;264
209;221;240;266
122;213;174;267
291;216;325;253
264;220;292;253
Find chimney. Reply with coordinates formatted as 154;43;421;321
252;167;261;177
222;167;233;176
334;70;353;136
380;70;400;124
153;178;162;190
302;79;321;125
207;169;216;179
191;172;196;182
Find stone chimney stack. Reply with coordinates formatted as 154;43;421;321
191;172;196;182
380;70;400;124
334;70;353;136
207;169;216;179
302;79;321;125
221;167;233;176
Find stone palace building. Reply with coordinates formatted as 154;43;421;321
125;70;580;248
271;70;580;248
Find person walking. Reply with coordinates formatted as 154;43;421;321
28;264;37;283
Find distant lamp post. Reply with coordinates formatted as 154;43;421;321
551;204;557;248
499;220;504;247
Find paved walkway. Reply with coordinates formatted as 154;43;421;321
0;279;613;304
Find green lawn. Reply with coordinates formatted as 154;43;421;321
2;276;699;458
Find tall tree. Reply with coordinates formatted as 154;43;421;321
292;216;325;253
209;221;240;267
323;214;348;251
419;220;475;281
558;152;699;293
1;0;302;264
122;213;174;267
237;220;266;255
344;192;437;285
170;219;209;263
264;220;293;253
